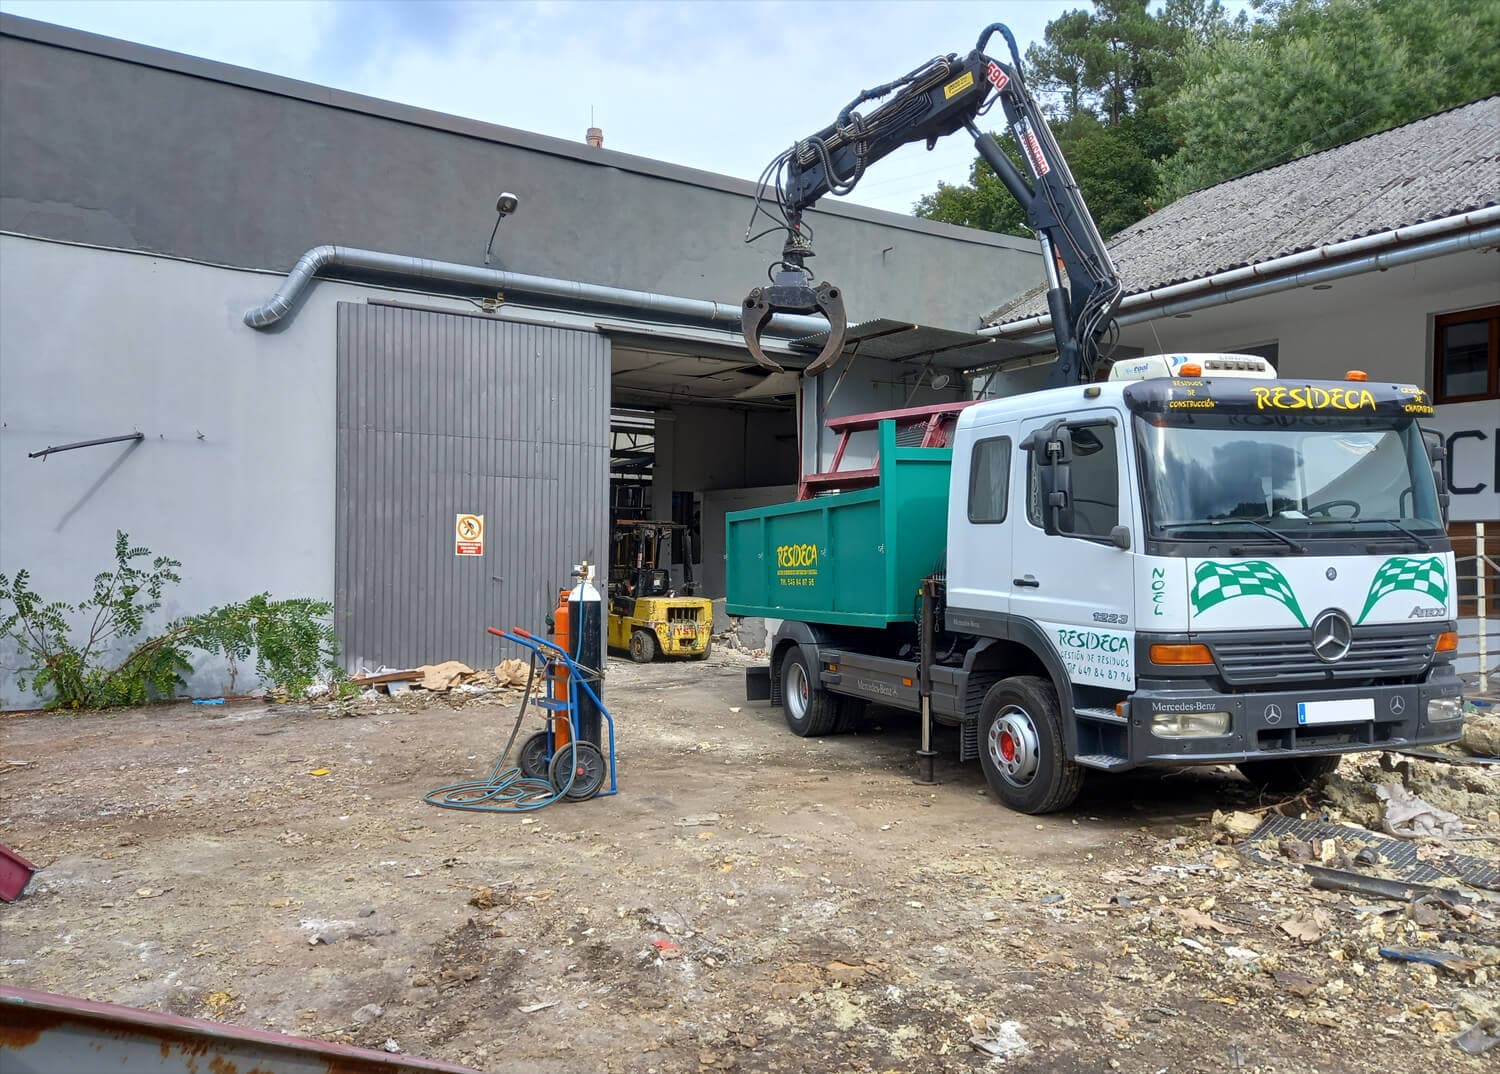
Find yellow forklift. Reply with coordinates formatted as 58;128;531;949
607;521;713;662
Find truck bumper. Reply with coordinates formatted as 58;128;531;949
1121;664;1464;767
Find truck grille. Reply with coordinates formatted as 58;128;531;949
1210;626;1437;686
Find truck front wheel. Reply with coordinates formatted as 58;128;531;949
1236;755;1341;792
978;676;1083;815
780;646;842;737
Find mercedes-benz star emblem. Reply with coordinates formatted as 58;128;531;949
1264;703;1283;725
1310;608;1353;663
1390;696;1406;715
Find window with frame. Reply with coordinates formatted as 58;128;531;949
1434;305;1499;403
1026;422;1120;538
967;437;1011;523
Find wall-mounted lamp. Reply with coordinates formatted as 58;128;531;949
484;191;521;266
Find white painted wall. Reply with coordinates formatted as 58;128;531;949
1115;250;1497;385
0;235;478;707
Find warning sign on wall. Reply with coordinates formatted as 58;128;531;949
455;513;484;556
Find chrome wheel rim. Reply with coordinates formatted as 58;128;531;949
989;705;1041;786
786;661;809;721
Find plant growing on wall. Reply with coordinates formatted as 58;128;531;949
0;531;339;709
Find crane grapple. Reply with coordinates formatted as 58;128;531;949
740;22;1121;388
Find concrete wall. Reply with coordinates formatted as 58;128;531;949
0;16;1040;334
669;406;797;492
698;485;799;599
0;234;499;706
801;369;967;474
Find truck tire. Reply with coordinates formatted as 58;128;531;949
780;646;842;737
1236;755;1341;792
977;676;1083;815
629;630;658;663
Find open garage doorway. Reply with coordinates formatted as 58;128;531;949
607;329;799;602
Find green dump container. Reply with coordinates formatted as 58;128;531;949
725;420;953;628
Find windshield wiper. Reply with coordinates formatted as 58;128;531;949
1159;518;1306;553
1350;518;1432;552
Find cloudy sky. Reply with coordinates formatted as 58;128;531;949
0;0;1084;215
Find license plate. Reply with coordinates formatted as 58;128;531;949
1297;698;1374;725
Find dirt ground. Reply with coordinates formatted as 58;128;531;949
2;652;1496;1074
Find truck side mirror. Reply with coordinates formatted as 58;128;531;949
1033;422;1075;536
1421;427;1451;524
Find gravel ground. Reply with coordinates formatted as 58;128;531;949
1;652;1496;1073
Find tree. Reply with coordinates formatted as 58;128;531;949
1156;0;1500;201
915;0;1244;238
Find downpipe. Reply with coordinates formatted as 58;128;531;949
243;245;830;337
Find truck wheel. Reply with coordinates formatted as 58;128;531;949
629;630;658;663
977;676;1082;815
780;646;841;737
1236;755;1341;792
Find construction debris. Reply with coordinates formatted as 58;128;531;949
1377;783;1466;839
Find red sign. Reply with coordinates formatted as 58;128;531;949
455;513;484;556
986;62;1009;91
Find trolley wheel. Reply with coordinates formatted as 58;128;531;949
518;731;550;780
549;741;606;800
629;629;658;663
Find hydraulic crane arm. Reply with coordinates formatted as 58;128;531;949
742;22;1122;384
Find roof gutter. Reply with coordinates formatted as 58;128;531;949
981;206;1500;343
242;245;829;337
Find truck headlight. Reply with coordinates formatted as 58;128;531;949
1152;711;1231;737
1426;697;1463;722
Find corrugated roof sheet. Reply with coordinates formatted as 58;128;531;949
987;95;1500;326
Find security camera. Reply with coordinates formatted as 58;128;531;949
495;192;519;217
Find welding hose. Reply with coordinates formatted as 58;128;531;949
421;648;577;812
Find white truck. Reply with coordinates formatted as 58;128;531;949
728;355;1464;812
726;24;1463;812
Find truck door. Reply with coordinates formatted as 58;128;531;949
1010;412;1136;690
946;423;1018;626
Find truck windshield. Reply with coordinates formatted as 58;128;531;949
1135;413;1445;543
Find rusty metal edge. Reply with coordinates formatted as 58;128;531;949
0;985;481;1073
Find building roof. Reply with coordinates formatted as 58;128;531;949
988;95;1500;325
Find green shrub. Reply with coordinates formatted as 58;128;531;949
0;531;339;709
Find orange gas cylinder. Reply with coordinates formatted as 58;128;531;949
550;588;572;749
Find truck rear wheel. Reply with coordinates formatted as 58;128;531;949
977;676;1083;815
780;646;842;737
1236;755;1341;792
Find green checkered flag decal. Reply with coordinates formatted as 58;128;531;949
1190;560;1307;626
1357;556;1447;624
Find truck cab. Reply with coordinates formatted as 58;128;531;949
729;356;1464;813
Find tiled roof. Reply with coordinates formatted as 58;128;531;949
987;95;1500;325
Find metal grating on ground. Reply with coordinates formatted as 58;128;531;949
1248;815;1500;891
